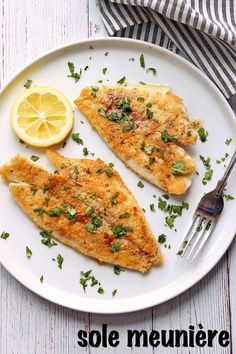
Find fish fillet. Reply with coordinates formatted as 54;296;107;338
0;152;163;272
75;84;197;195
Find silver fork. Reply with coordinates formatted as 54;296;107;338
178;150;236;262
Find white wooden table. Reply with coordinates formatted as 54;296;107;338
0;1;235;353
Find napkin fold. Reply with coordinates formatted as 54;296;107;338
99;0;236;99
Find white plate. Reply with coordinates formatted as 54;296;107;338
0;38;235;314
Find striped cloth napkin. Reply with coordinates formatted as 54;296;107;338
99;0;236;103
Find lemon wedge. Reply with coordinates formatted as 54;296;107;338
11;86;74;147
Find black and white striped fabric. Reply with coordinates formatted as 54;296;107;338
99;0;236;99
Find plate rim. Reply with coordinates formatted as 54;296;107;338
0;36;235;314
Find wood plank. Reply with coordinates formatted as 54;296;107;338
88;0;107;37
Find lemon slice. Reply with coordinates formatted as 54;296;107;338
11;86;74;147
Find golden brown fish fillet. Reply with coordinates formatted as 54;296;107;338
74;84;196;195
0;153;163;272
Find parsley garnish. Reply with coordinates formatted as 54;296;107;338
157;195;189;228
161;130;179;142
225;138;232;145
146;68;157;75
103;67;107;75
119;212;130;219
111;192;119;205
1;231;10;240
172;160;185;176
98;107;106;117
202;169;213;185
137;181;144;188
224;194;234;201
26;246;32;259
140;54;145;68
30;155;39;162
117;76;126;84
24;79;32;89
158;234;167;244
110;242;121;253
97;287;104;294
110;224;133;238
122;121;136;132
40;275;44;283
150;204;155;212
199;155;213;185
52;254;64;269
67;61;82;82
63;204;77;220
85;223;96;233
129;58;134;61
137;96;145;101
112;289;117;296
72;132;84;145
83;147;89;156
146;108;153;119
85;205;94;216
46;207;63;216
40;230;57;247
198;127;208;142
113;265;125;275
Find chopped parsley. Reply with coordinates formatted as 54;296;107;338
111;192;119;205
40;275;44;283
146;68;157;75
157;195;189;228
202;169;213;184
177;240;188;256
145;157;155;170
150;203;155;212
122;121;136;132
24;79;32;89
117;76;126;84
40;230;57;247
30;155;39;162
199;155;213;185
46;207;63;216
91;85;99;93
198;127;208;142
172;160;185;176
110;224;133;238
158;234;167;244
161;130;179;142
72;132;83;145
105;52;109;56
224;194;234;201
216;153;229;164
52;254;64;269
200;155;211;169
103;67;107;75
140;54;145;68
85;205;94;216
63;204;77;220
113;265;125;275
112;289;117;296
119;213;130;219
137;181;144;188
83;147;89;156
225;138;232;145
129;58;135;61
97;287;104;294
141;141;160;155
146;108;153;119
85;223;96;233
1;231;10;240
110;242;121;253
139;81;146;85
187;130;192;136
80;270;92;291
67;61;82;82
137;96;145;101
98;107;106;117
26;246;32;259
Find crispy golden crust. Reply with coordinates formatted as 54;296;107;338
0;153;163;272
74;84;196;195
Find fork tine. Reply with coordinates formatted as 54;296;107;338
186;218;208;261
178;214;201;257
190;221;215;262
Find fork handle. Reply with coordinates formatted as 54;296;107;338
215;150;236;195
